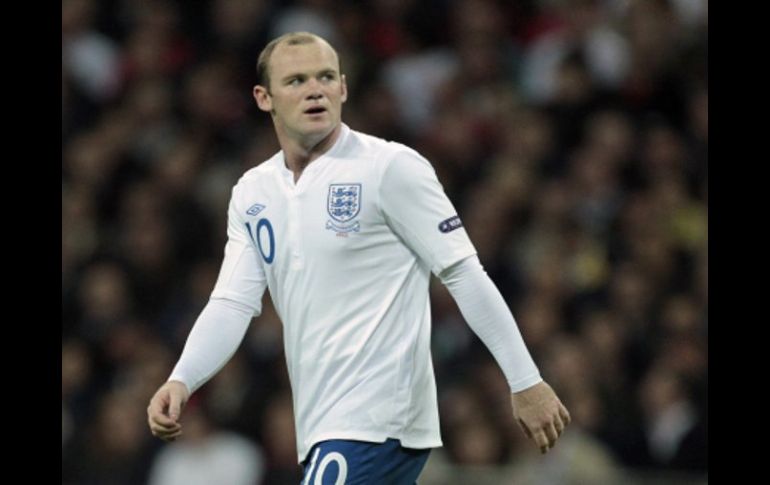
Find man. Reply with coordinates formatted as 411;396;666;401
148;32;571;484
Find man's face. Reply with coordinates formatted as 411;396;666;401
255;40;347;143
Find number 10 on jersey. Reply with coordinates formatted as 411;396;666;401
245;219;275;264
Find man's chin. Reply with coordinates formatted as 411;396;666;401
301;120;336;137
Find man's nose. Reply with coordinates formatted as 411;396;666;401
305;79;323;99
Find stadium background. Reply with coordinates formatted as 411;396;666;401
62;0;707;483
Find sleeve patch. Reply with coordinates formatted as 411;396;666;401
438;215;463;233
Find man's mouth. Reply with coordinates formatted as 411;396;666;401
304;106;327;115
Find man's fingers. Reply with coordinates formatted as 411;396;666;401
544;422;559;448
560;404;571;426
510;383;571;455
524;417;564;454
521;418;551;454
517;418;533;440
148;396;181;433
163;429;184;441
149;417;181;433
150;419;181;433
533;429;550;454
151;423;182;438
147;382;191;441
554;415;565;436
147;401;176;428
168;396;181;422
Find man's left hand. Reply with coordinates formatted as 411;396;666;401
511;381;571;454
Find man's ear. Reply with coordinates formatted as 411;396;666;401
253;85;272;112
341;74;348;104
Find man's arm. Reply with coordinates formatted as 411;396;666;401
378;149;570;452
439;255;571;453
147;184;267;442
147;297;255;441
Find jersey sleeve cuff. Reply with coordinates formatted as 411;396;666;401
508;373;543;394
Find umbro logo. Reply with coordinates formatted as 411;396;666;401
246;203;266;216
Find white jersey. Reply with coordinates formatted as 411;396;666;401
210;124;477;462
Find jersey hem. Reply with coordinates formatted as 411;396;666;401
298;430;442;463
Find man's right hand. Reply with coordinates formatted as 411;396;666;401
147;380;190;442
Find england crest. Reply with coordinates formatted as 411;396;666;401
326;183;361;233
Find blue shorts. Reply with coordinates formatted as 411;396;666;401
301;438;431;484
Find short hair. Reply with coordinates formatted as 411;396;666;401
256;32;341;91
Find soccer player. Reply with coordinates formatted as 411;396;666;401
147;32;571;484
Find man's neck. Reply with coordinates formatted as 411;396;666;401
278;124;342;181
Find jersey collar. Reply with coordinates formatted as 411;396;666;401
277;123;351;187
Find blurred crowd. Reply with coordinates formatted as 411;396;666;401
62;0;707;483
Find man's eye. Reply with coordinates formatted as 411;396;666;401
289;78;302;86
